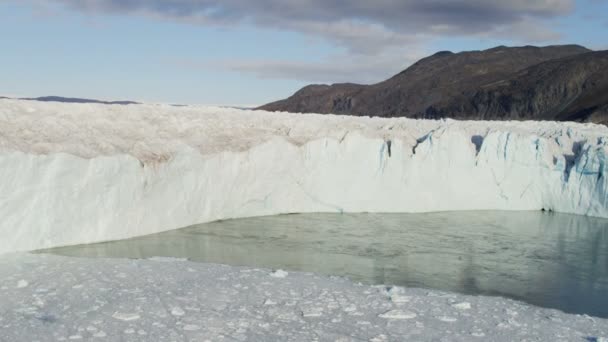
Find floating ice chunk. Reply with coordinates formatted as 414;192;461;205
171;307;185;316
343;304;357;312
270;269;288;278
183;324;200;331
302;308;323;317
16;279;28;288
387;287;411;303
148;257;188;262
438;316;458;322
92;331;107;338
379;310;417;320
452;302;471;310
263;299;277;306
111;312;140;321
369;334;388;342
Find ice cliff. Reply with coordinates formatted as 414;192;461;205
0;99;606;254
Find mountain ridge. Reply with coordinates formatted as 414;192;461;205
259;45;608;125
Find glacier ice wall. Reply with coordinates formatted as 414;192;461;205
0;99;606;253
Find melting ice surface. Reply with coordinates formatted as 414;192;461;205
43;211;608;317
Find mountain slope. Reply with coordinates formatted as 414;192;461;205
260;45;608;124
436;50;608;124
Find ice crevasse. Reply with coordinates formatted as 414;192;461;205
0;99;606;254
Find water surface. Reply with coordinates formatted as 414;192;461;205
43;211;608;317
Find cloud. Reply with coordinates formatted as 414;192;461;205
200;49;427;84
480;16;564;43
44;0;573;53
281;20;421;55
30;0;576;83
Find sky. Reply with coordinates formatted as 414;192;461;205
1;0;607;106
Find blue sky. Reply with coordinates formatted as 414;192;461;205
1;0;606;105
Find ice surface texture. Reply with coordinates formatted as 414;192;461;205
0;253;606;341
0;99;607;253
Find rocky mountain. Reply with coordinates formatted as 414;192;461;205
259;45;608;125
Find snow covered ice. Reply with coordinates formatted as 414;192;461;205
0;253;607;341
0;99;607;253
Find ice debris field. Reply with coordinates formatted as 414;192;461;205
0;99;607;340
0;99;607;253
1;254;607;341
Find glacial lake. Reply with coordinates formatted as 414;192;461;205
41;211;608;317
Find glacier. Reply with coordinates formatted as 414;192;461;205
0;98;606;254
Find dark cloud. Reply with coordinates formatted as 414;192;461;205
32;0;575;83
47;0;573;53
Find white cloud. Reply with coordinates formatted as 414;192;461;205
211;49;427;84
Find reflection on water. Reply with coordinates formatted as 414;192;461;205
42;211;608;317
